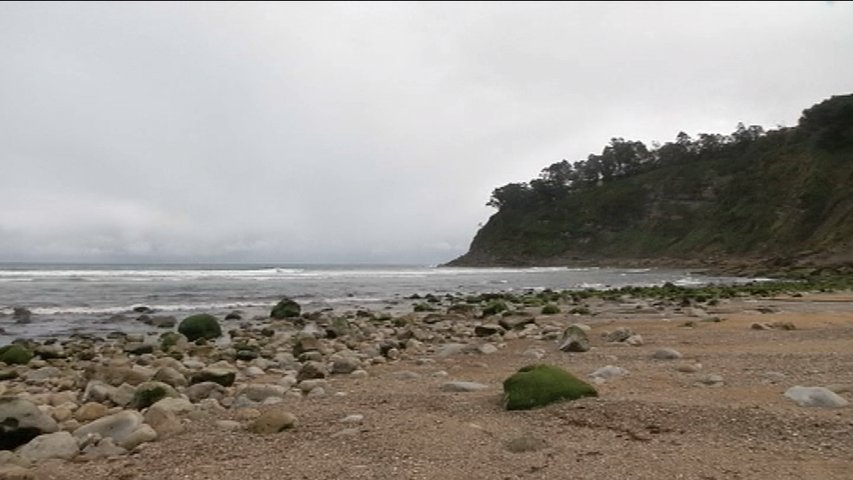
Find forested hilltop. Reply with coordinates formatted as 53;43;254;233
448;94;853;274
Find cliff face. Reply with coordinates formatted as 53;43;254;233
449;95;853;270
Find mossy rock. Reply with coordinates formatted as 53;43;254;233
159;332;186;351
541;304;561;315
271;298;301;319
131;381;178;410
177;314;222;342
0;345;33;365
482;300;509;316
503;364;597;410
413;303;436;313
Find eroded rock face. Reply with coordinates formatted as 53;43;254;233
0;397;59;450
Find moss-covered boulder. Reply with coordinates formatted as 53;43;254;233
482;300;509;316
503;364;597;410
177;314;222;342
541;304;561;315
0;345;33;365
130;382;178;410
271;297;301;319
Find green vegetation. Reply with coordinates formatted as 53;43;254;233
503;364;597;410
541;304;561;314
0;345;33;365
482;299;509;316
413;302;437;312
271;297;301;319
449;94;853;269
177;314;222;342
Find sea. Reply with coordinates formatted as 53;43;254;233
0;263;759;341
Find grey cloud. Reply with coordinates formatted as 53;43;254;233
1;2;851;263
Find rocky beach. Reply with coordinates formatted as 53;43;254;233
1;283;851;480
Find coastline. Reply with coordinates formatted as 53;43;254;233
0;283;851;478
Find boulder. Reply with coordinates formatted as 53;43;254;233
292;333;320;357
784;386;849;408
0;397;59;450
130;381;179;410
237;384;288;403
189;368;236;387
604;327;634;343
72;410;145;449
151;367;188;388
143;405;183;439
558;325;590;352
74;402;109;423
0;345;33;366
297;361;327;382
502;364;597;410
183;382;226;403
16;431;78;462
271;298;301;319
12;307;31;324
177;314;222;342
498;316;535;331
474;324;505;337
247;408;297;434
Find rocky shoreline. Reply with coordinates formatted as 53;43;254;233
1;287;852;479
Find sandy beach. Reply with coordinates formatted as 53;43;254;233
1;291;850;480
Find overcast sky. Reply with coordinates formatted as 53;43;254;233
1;2;851;265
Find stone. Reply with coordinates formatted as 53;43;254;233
502;364;597;410
23;367;62;382
77;437;127;462
589;365;628;381
149;397;194;416
151;367;188;388
181;383;216;406
271;298;301;319
498;316;536;331
652;348;682;360
478;343;498;355
296;379;328;393
215;420;241;430
177;314;222;342
237;384;288;403
12;307;31;324
292;333;321;357
247;408;297;434
82;381;115;404
558;325;590;353
694;374;724;387
121;424;157;450
189;368;236;387
474;324;504;337
783;386;849;408
148;316;177;329
625;334;644;346
603;327;634;343
676;363;702;373
435;343;467;357
74;402;109;423
0;397;58;450
86;365;153;387
143;405;184;439
109;384;136;408
16;431;78;462
297;361;327;382
123;342;154;355
440;381;489;392
330;353;360;374
72;410;144;447
130;381;179;410
350;369;369;379
0;466;33;480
